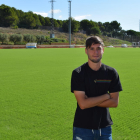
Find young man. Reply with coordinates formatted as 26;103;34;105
71;36;122;140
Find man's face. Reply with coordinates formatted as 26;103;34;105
85;43;104;63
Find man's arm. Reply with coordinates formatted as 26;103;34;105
74;90;110;110
97;92;119;108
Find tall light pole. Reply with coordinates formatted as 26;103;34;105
139;19;140;32
68;0;72;47
49;0;56;38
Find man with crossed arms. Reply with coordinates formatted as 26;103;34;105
71;36;122;140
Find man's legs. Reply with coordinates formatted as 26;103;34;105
73;126;112;140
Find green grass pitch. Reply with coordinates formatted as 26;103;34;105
0;48;140;140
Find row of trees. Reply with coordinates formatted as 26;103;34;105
0;33;66;45
0;4;62;29
0;4;140;42
0;4;121;35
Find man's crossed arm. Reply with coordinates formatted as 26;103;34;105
74;91;119;110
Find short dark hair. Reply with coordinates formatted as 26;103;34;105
86;36;104;48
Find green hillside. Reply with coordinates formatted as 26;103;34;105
0;27;132;46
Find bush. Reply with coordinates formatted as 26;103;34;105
36;35;45;44
24;34;36;43
0;33;9;44
45;36;51;44
51;38;62;42
24;34;31;42
31;35;36;42
9;34;23;45
44;37;65;44
62;39;66;42
11;25;18;29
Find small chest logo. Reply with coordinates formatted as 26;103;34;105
94;79;111;83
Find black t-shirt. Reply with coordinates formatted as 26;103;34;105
71;62;122;129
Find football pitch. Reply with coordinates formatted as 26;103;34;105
0;48;140;140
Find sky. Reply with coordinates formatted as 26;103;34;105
1;0;140;31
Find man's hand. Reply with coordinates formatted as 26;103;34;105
97;92;119;108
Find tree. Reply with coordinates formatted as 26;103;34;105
10;34;23;44
126;30;137;42
62;20;68;32
126;30;136;36
32;13;42;28
38;15;45;26
19;11;42;29
103;22;113;36
80;19;93;31
110;21;121;31
44;17;51;26
0;4;18;27
71;18;80;33
91;27;101;35
117;30;127;40
57;20;63;27
98;22;105;33
0;33;9;44
14;9;24;19
19;13;36;29
80;19;99;35
110;21;122;37
62;18;80;33
53;19;59;27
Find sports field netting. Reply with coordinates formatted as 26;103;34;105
0;48;140;140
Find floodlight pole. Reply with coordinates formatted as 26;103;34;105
139;19;140;32
68;0;71;47
49;0;56;38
